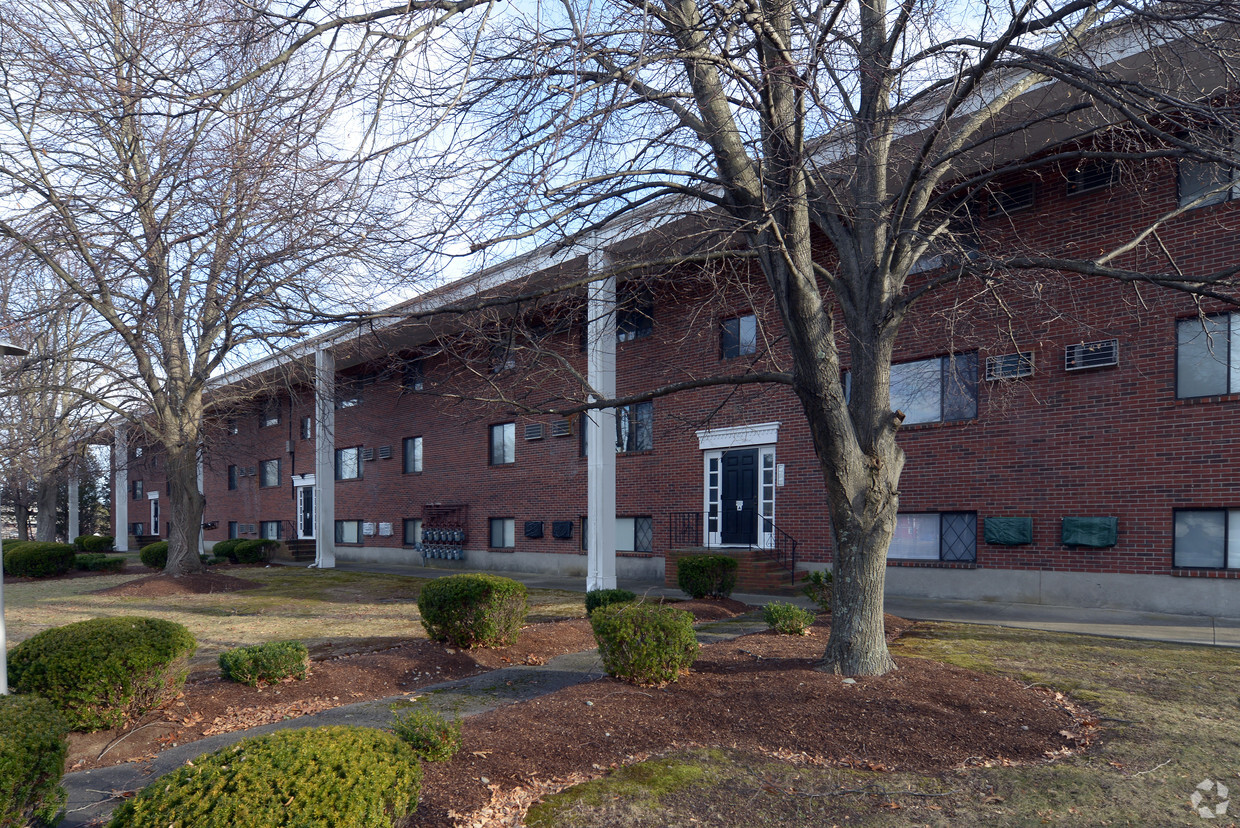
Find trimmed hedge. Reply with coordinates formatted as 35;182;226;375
391;702;462;763
3;542;76;578
8;617;197;732
138;541;168;570
590;602;699;686
417;574;528;648
763;601;815;635
1;539;29;554
585;588;637;616
210;538;243;563
676;554;738;599
234;539;277;564
74;535;114;553
107;726;422;828
0;695;69;828
219;641;309;687
74;553;126;573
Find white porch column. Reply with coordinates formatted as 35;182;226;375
586;251;617;591
314;348;336;568
67;478;79;543
197;450;206;555
113;426;128;552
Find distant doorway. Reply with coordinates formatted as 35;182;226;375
297;485;316;540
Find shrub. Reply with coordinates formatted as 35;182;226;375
417;574;528;648
585;588;637;616
107;726;421;828
74;553;126;573
390;702;462;762
8;616;197;732
138;541;168;570
219;641;310;687
3;542;76;578
0;695;69;828
1;539;29;554
590;602;699;686
233;538;277;564
763;601;815;635
211;538;243;563
74;535;114;553
801;569;833;612
676;554;738;599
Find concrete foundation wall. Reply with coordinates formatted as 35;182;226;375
334;547;665;583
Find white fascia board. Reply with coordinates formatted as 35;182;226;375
696;421;781;451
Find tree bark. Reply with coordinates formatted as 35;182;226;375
34;479;57;542
14;501;30;541
163;442;204;576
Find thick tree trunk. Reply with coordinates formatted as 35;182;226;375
163;443;204;576
34;479;58;542
14;501;30;541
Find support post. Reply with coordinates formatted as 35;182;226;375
314;348;336;568
67;478;79;543
197;450;206;556
113;426;129;552
586;251;618;592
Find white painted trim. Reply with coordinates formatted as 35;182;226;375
586;250;618;592
146;491;159;500
696;421;780;451
292;473;317;487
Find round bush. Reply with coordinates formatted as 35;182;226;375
233;538;277;564
590;602;699;686
74;535;115;553
585;588;637;616
762;601;815;635
3;542;76;578
210;538;242;563
107;726;422;828
391;702;462;763
8;617;197;732
219;641;310;687
676;554;738;599
138;541;168;570
0;695;69;828
1;539;29;554
417;574;528;648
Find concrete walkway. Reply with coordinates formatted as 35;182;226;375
60;559;1240;825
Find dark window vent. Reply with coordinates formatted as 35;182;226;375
524;423;545;441
990;181;1036;215
1065;339;1119;371
985;352;1034;381
361;447;375;461
1066;160;1116;195
378;445;393;460
247;466;256;477
550;419;572;438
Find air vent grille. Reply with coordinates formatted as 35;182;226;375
985;352;1034;381
524;423;545;441
1065;339;1119;371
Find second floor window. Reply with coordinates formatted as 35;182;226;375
300;416;312;440
616;402;653;452
259;459;281;488
403;436;423;474
227;465;238;490
489;423;515;465
131;479;144;500
1177;314;1239;398
889;353;978;425
335;447;362;480
721;314;757;358
261;401;280;427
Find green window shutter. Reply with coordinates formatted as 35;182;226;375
983;517;1033;545
1061;517;1118;548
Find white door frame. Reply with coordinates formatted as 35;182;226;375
293;474;316;540
696;422;780;549
147;491;160;537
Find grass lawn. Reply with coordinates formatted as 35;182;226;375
527;622;1240;827
4;567;585;669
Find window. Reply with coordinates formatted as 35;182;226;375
131;522;145;536
489;423;515;465
261;521;282;540
617;293;654;342
227;419;238;435
1176;314;1240;398
402;436;423;474
335;447;362;480
1065;160;1116;195
300;416;312;440
988;181;1035;215
403;359;425;391
617;516;654;553
335;520;362;544
890;353;977;424
1174;509;1240;569
258;459;281;488
227;465;238;490
721;314;758;358
261;401;280;427
134;446;144;458
889;512;977;562
403;518;423;546
227;521;239;539
615;402;653;452
491;343;517;374
132;480;144;500
489;517;515;548
1178;128;1238;207
336;380;363;409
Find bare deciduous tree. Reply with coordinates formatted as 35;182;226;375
407;0;1240;674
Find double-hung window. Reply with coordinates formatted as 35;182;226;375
489;517;515;548
259;459;281;488
1176;314;1240;398
132;480;144;500
890;353;978;424
1174;510;1240;569
721;314;758;358
335;520;362;544
615;402;653;452
403;518;423;546
335;447;362;480
261;401;280;427
300;416;312;440
261;520;281;540
403;436;423;474
889;512;977;562
1178;127;1239;207
227;465;238;490
489;423;515;465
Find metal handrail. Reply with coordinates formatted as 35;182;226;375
668;511;798;585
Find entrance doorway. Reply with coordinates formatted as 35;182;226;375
150;497;160;537
720;449;758;544
297;486;316;540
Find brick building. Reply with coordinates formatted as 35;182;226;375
110;123;1240;619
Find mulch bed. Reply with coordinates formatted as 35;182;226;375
58;576;1094;827
92;570;264;596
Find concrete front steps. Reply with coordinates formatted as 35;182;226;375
663;546;802;596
